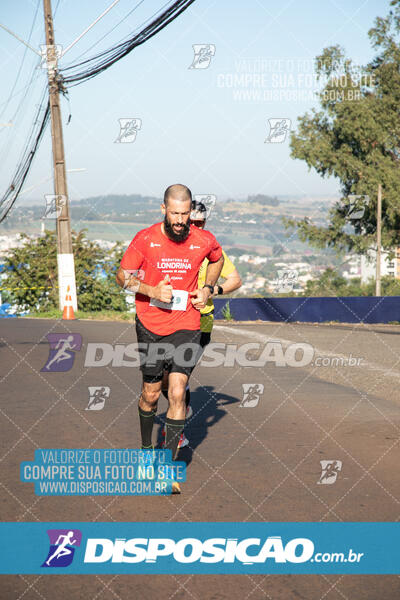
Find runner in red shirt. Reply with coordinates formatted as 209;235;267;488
116;184;223;492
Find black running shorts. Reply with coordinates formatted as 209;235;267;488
200;331;211;348
135;317;202;383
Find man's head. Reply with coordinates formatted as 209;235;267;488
190;200;207;229
162;184;192;242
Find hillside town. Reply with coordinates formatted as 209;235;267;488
0;229;397;301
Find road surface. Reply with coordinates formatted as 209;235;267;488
0;318;399;599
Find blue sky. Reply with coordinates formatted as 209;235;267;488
0;0;389;205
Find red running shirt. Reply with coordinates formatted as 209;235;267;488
120;222;222;335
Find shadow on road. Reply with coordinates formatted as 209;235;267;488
155;385;240;466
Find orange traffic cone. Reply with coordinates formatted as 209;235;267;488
62;285;76;320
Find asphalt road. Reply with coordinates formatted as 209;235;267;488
0;317;399;599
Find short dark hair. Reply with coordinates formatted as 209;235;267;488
191;201;207;220
163;183;192;206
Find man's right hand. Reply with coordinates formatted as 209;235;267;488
153;274;173;303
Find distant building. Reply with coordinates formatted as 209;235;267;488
360;247;400;284
341;255;361;280
0;234;27;257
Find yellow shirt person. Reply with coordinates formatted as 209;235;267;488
198;250;237;333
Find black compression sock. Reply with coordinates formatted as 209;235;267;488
164;417;185;460
185;387;191;409
138;406;157;448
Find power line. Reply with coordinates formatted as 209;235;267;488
0;76;45;171
0;0;41;122
54;0;62;16
60;0;196;86
0;70;41;111
62;0;122;57
0;95;50;222
0;0;197;222
110;0;177;47
0;22;40;56
62;0;148;66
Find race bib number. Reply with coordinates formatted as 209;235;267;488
149;289;188;311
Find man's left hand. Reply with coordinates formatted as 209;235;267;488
189;287;212;310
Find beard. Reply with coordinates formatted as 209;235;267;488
164;215;190;242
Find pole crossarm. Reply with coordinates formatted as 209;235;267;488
61;0;121;56
0;22;41;55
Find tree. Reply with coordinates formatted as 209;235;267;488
287;1;400;256
2;230;127;312
302;269;364;297
301;269;400;297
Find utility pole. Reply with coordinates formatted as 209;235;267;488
376;183;382;297
43;0;77;311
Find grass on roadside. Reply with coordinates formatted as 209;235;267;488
221;301;234;321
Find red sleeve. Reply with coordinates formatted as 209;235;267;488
120;232;145;271
206;233;222;263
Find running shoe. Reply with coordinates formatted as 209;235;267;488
160;479;181;494
178;432;189;448
171;481;181;494
161;431;189;449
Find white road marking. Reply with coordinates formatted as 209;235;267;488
214;325;400;379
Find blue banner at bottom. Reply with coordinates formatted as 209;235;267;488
0;522;398;574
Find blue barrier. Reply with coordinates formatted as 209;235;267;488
0;303;17;318
213;296;400;324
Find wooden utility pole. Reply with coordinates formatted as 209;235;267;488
376;183;382;297
43;0;77;311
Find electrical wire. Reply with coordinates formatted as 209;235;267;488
62;0;148;66
0;0;197;221
60;0;196;86
0;0;41;122
0;95;50;222
0;0;43;165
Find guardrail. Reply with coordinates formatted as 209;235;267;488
213;296;400;324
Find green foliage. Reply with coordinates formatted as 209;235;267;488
221;301;234;320
301;268;400;297
2;230;127;312
288;2;400;255
303;269;364;296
